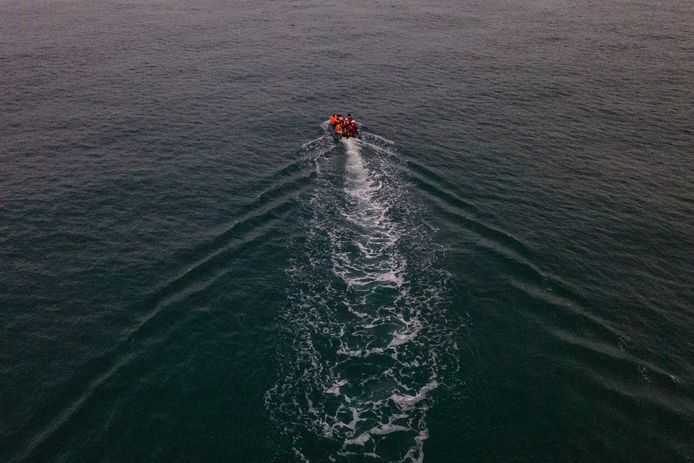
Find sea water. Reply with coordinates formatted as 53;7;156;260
1;0;692;461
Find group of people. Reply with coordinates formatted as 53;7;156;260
329;113;358;138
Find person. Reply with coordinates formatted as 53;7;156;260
349;120;358;137
330;114;338;125
335;120;343;134
346;115;356;134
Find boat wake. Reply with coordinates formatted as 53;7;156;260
266;132;458;462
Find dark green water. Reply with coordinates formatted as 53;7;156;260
1;0;693;461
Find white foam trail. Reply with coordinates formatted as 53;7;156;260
343;138;375;201
370;424;410;435
266;132;458;462
326;380;348;395
391;380;440;411
344;432;371;446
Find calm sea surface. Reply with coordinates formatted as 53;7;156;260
1;0;693;461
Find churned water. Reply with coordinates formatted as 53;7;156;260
265;133;459;462
1;0;693;462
